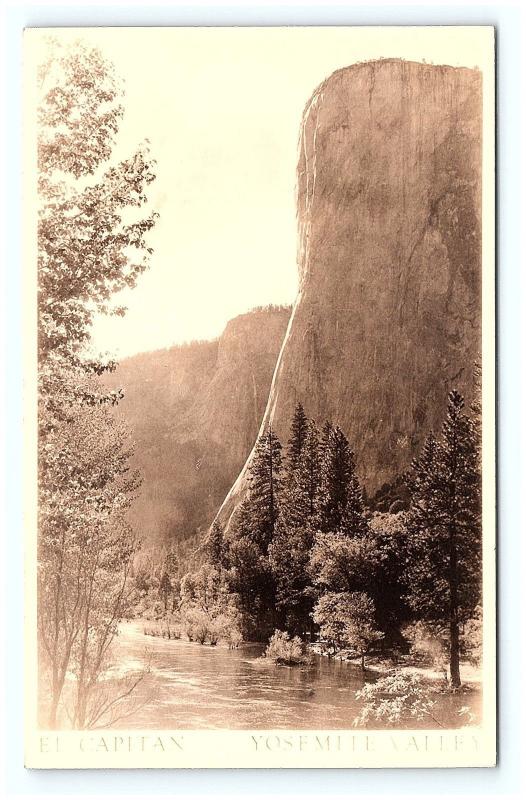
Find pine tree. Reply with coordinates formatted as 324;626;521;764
316;425;354;532
470;361;482;471
340;472;369;538
268;517;315;637
246;424;282;551
295;420;322;521
225;426;283;638
281;417;320;528
162;550;179;612
165;550;179;579
319;420;334;463
286;402;309;475
159;571;172;611
270;411;323;636
204;520;225;569
404;391;482;688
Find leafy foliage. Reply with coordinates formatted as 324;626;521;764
402;621;449;674
38;38;157;405
179;564;242;647
353;673;440;727
264;630;312;666
309;532;378;594
367;511;409;640
187;381;482;693
268;517;316;637
312;591;382;667
38;403;142;728
460;605;483;667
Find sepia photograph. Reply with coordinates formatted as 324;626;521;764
23;26;496;768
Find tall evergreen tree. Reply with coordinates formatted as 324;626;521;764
340;472;369;539
246;424;282;551
296;420;322;521
159;571;172;611
404;391;482;688
316;425;354;532
269;413;321;638
286;402;309;475
319;420;334;463
268;517;315;638
225;426;283;638
204;520;225;569
470;361;482;471
281;417;320;528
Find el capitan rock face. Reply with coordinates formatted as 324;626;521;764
219;59;482;522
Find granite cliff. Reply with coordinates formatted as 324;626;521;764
219;59;482;525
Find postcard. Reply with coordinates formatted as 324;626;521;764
24;26;495;768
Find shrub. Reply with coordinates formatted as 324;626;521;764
461;606;482;666
264;630;312;666
178;566;244;647
402;621;449;675
225;625;243;649
353;672;440;727
212;611;243;648
181;606;210;644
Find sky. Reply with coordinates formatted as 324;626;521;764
37;27;490;359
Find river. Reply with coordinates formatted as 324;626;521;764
107;621;481;730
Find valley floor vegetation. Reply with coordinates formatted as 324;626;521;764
133;388;482;712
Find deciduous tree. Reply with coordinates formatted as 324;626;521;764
36;39;157;727
312;591;382;668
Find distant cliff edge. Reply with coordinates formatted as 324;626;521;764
109;306;291;546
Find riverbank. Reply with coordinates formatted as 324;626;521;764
308;643;481;687
137;618;480;688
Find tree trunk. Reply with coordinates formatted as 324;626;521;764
361;652;365;672
446;421;464;690
449;613;461;688
75;692;88;730
48;668;65;728
448;540;462;688
48;694;59;729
